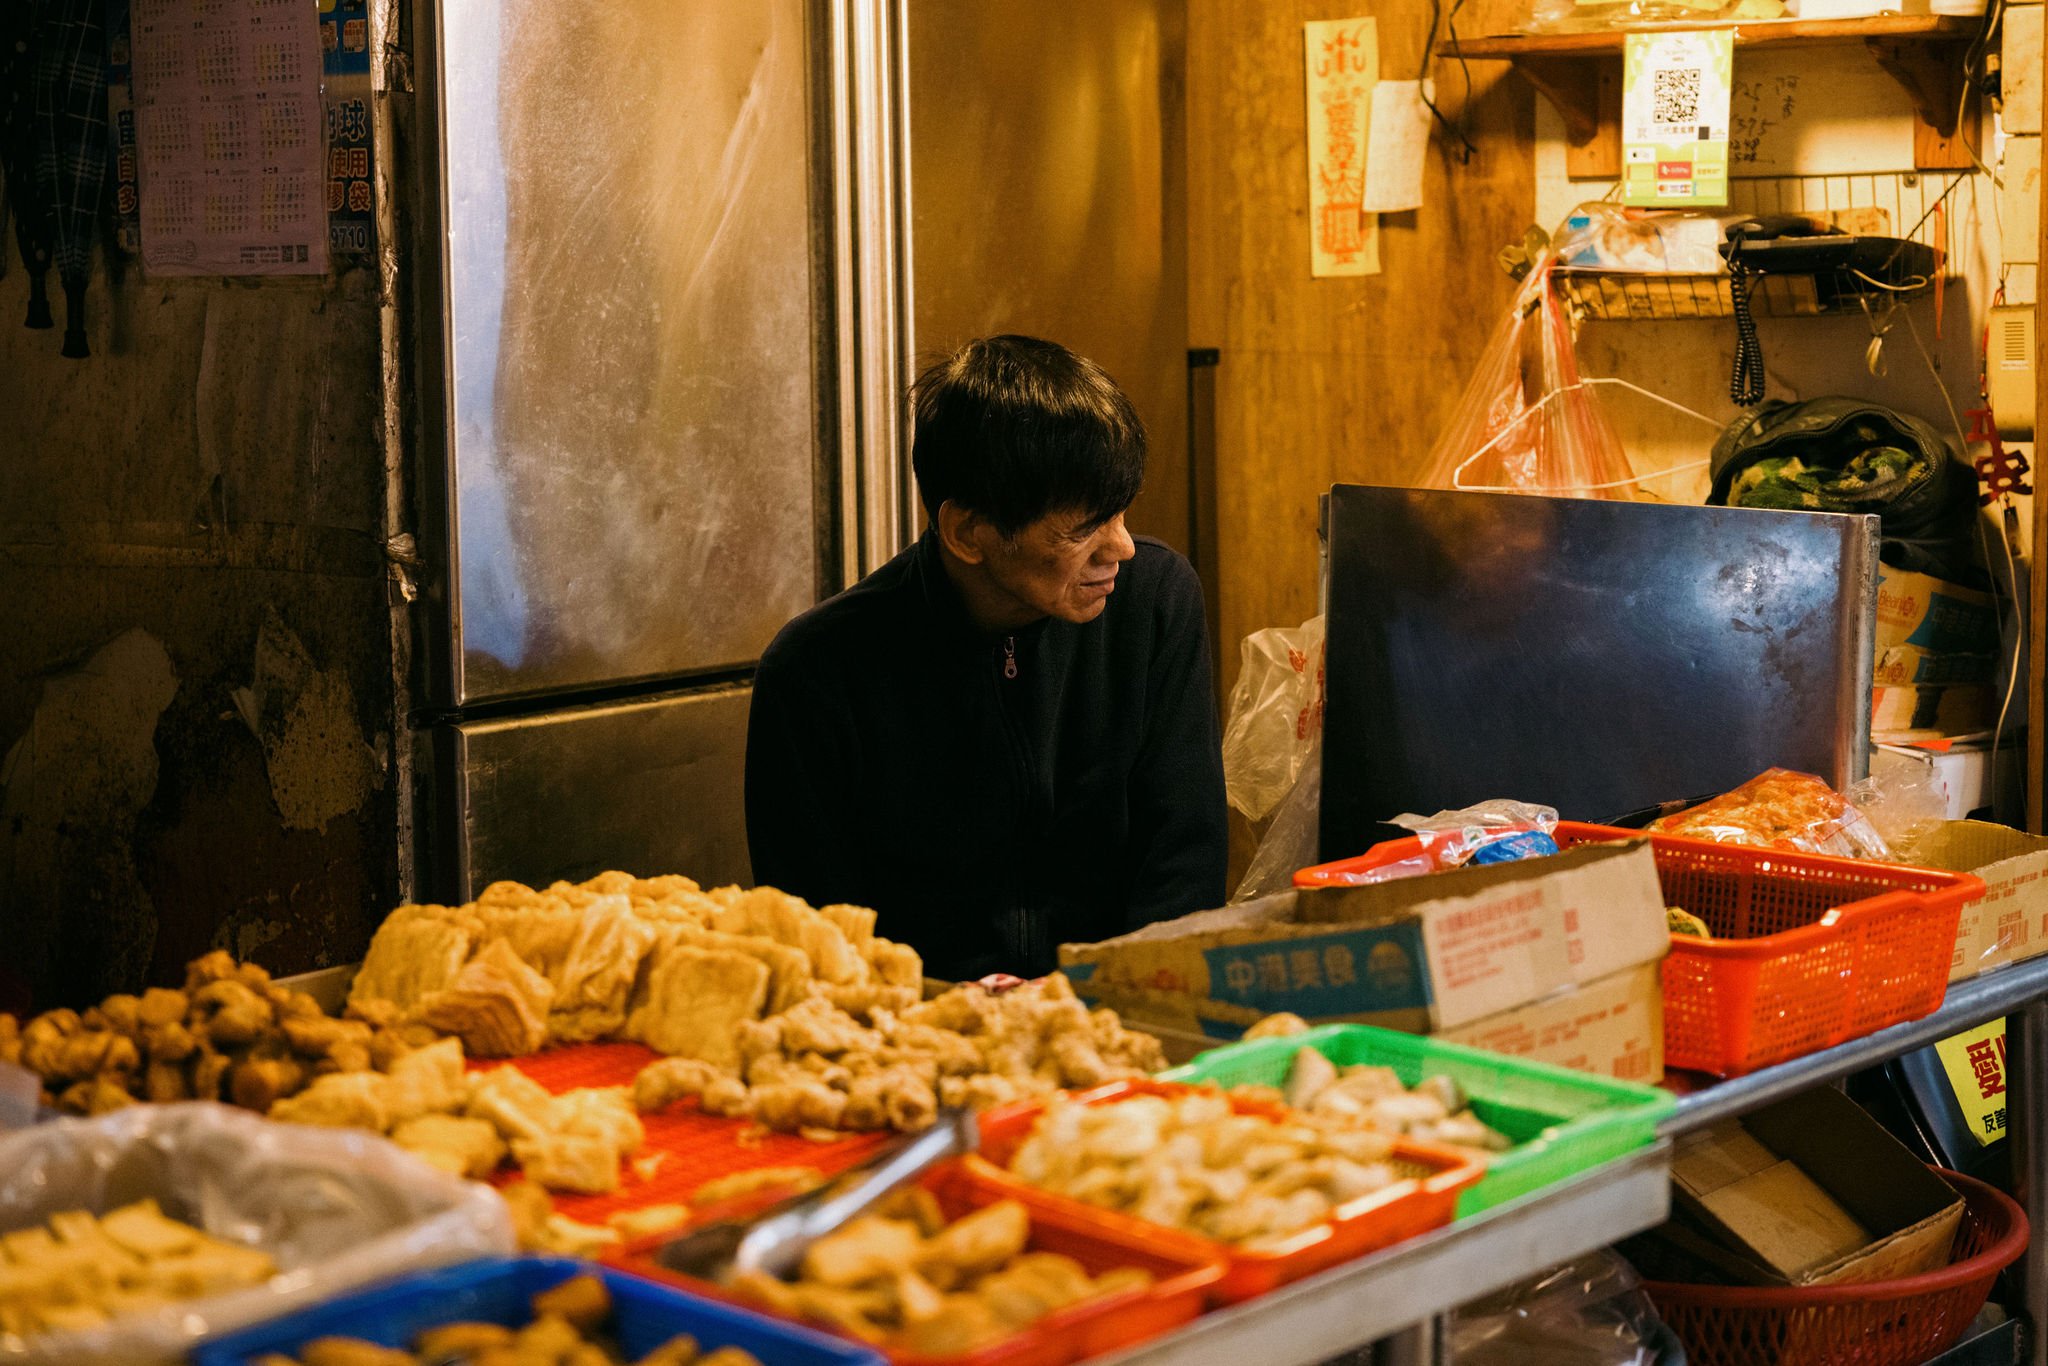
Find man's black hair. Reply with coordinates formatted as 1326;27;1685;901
908;335;1146;538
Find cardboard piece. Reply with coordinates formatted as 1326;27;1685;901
1871;683;1994;739
1873;646;1995;688
1917;820;2048;981
1874;567;1999;656
1061;841;1669;1077
1437;960;1664;1081
1668;1087;1965;1286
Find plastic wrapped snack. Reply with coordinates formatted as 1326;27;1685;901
1647;769;1892;860
0;1101;514;1364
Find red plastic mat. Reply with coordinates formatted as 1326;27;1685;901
472;1042;886;1225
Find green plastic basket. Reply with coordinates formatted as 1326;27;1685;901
1159;1023;1674;1218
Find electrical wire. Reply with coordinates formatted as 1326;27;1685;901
1420;0;1480;164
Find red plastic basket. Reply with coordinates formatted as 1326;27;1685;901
1297;823;1985;1077
966;1079;1484;1304
614;1162;1224;1366
1643;1169;2027;1366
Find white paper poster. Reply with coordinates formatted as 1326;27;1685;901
1362;80;1433;214
1304;17;1380;278
133;0;331;276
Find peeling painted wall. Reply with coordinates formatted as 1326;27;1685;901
0;261;397;1012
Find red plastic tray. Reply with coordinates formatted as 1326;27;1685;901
1297;823;1984;1077
968;1080;1483;1304
614;1163;1224;1366
476;1042;886;1226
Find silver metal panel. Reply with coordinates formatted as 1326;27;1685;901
1321;486;1880;857
437;0;824;704
1087;1142;1671;1366
440;685;754;898
832;0;913;579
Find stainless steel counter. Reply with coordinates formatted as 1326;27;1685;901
1085;1144;1673;1366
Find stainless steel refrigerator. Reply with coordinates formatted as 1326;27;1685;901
405;0;913;899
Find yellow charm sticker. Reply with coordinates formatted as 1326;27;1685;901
1935;1018;2009;1146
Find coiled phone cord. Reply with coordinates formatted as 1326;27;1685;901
1726;241;1765;407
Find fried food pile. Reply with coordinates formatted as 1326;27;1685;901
1003;1090;1406;1249
347;874;923;1065
728;1191;1150;1357
258;1273;760;1366
1250;1048;1513;1156
0;1198;277;1337
0;951;388;1117
632;974;1165;1135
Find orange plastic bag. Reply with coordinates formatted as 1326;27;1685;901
1417;257;1649;500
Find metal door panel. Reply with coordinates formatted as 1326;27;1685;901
437;0;825;704
1320;485;1879;860
425;685;753;899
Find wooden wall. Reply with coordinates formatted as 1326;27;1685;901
1187;0;1536;684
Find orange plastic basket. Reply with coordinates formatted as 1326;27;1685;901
1297;823;1985;1077
614;1162;1224;1366
1643;1169;2027;1366
967;1079;1484;1304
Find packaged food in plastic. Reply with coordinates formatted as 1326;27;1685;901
1220;615;1324;823
1453;1250;1674;1365
1330;800;1565;885
1646;768;1893;860
1553;203;1738;275
0;1100;515;1365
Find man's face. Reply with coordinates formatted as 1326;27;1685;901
982;507;1138;624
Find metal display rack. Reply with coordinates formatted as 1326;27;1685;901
1088;957;2048;1366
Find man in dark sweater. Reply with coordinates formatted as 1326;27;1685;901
745;335;1227;980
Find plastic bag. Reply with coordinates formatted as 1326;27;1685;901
1452;1251;1672;1366
1232;741;1323;902
1327;799;1562;885
0;1101;515;1364
1220;616;1324;823
1646;768;1893;860
1416;256;1648;501
1553;203;1736;274
1851;758;1951;860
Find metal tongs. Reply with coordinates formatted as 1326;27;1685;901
653;1106;978;1283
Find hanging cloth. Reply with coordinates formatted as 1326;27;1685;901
31;0;107;358
1;0;55;329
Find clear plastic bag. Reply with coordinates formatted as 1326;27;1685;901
1232;741;1323;902
0;1101;515;1364
1452;1250;1673;1366
1220;616;1325;823
1332;799;1563;884
1416;258;1649;500
1647;768;1894;860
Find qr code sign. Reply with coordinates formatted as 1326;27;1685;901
1653;67;1702;126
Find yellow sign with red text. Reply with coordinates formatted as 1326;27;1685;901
1934;1018;2009;1146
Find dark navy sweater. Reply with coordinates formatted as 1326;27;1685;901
744;530;1227;980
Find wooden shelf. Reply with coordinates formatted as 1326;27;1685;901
1439;15;1985;177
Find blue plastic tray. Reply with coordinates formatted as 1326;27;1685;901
193;1256;886;1366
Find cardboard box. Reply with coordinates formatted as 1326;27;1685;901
1917;820;2048;982
1874;568;1999;656
1668;1087;1965;1286
1873;646;1995;688
1060;840;1668;1074
1871;683;1993;740
1437;960;1663;1081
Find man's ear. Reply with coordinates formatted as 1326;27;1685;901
935;501;989;565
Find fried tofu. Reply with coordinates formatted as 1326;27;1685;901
268;1071;393;1130
390;1113;508;1179
511;1132;622;1194
623;944;770;1066
348;905;476;1015
415;937;553;1057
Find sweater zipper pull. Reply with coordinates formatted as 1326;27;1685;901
1002;637;1018;680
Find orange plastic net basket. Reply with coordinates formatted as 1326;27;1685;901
478;1042;886;1226
1644;1170;2027;1366
1297;823;1984;1078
